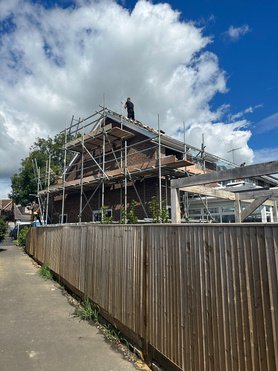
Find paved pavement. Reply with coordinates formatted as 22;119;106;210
0;238;138;371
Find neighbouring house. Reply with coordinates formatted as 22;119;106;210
38;109;278;224
0;199;13;221
14;204;32;223
0;199;31;229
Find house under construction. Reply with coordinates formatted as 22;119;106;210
37;106;278;224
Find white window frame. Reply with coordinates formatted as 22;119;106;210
92;209;112;222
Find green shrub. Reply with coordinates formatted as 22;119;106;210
127;200;138;224
119;200;138;224
101;206;113;224
149;196;170;223
18;226;29;247
160;200;170;223
119;208;127;224
0;216;8;243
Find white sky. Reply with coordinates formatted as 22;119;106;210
0;0;258;198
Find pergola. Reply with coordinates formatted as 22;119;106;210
171;161;278;223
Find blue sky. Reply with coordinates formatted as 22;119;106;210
0;0;277;198
151;0;278;151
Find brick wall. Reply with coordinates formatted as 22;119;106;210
65;124;160;182
51;176;171;223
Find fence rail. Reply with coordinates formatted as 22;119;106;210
26;223;278;371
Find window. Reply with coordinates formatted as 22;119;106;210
222;215;235;223
59;214;68;224
190;208;202;215
218;180;233;186
222;206;235;213
242;205;261;213
190;216;203;221
93;209;112;222
211;215;221;223
244;215;262;222
208;207;219;214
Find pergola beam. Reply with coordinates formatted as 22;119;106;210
181;185;276;206
181;185;236;200
235;196;270;223
171;161;278;223
171;161;278;188
237;188;278;200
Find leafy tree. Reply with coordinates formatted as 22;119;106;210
149;196;170;223
9;133;72;206
149;196;160;223
160;200;170;223
119;200;138;224
119;208;127;224
127;200;138;224
101;205;113;224
0;216;8;243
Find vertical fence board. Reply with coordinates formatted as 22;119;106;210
26;223;278;371
258;226;274;370
264;226;278;370
227;227;239;371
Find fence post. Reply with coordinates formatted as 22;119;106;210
171;186;181;223
143;225;150;362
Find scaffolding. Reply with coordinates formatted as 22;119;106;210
35;104;245;224
35;104;198;224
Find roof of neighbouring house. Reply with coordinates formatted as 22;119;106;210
0;199;12;211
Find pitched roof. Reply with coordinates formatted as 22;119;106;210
0;199;12;210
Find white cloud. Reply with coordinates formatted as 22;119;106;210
178;120;254;165
253;147;278;164
0;0;255;197
230;104;263;121
223;25;251;42
255;112;278;134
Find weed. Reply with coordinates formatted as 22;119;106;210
103;323;129;346
75;299;129;347
38;263;53;280
75;297;99;322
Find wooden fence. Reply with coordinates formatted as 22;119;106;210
26;223;278;371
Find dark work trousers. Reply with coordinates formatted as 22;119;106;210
128;110;134;120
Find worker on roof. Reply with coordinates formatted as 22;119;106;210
124;97;135;120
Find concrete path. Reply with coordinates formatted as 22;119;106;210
0;238;138;371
